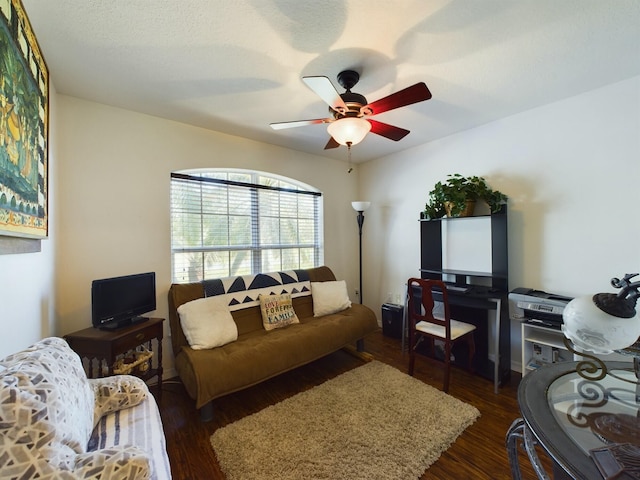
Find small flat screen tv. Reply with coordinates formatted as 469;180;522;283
91;272;156;330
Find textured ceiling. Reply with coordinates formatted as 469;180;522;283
22;0;640;163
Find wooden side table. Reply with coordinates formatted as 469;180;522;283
65;317;164;394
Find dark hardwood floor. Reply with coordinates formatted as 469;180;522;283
157;330;550;479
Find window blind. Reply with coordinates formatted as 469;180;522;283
170;171;323;283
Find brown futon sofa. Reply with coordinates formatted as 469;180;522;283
168;266;378;421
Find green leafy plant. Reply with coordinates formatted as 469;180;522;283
423;174;508;218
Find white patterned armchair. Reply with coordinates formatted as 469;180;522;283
0;337;171;479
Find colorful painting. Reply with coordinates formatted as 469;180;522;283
0;0;48;238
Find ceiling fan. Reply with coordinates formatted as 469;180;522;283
270;70;432;149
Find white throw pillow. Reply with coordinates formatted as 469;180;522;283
311;280;352;317
178;296;238;349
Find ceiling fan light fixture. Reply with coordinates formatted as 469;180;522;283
327;117;371;146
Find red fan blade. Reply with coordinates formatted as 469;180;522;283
270;118;330;130
368;119;410;141
364;82;431;116
303;76;348;112
324;137;340;149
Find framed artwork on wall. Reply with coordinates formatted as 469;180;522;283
0;0;48;239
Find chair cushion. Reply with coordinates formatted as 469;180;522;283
416;319;476;340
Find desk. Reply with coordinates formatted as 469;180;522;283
403;287;510;394
507;361;639;479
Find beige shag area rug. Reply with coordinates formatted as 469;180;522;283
210;361;480;480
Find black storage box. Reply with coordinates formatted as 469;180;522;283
381;303;404;339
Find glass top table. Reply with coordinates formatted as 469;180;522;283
507;361;640;480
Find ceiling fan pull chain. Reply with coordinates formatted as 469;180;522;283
347;142;353;173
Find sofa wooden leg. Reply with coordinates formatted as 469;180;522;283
200;402;214;422
342;341;374;362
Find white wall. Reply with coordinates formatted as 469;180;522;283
54;96;361;376
0;86;58;358
4;77;638;376
360;76;640;372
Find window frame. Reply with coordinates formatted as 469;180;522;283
170;169;323;283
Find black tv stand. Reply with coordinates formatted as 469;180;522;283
99;316;149;331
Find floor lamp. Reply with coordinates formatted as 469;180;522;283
351;201;371;304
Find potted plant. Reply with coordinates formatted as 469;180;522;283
423;174;507;218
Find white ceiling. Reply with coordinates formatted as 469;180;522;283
22;0;640;163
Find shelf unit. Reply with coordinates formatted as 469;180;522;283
521;322;572;375
419;206;508;291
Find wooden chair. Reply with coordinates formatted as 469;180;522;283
407;277;476;393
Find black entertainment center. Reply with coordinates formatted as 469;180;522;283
418;206;510;393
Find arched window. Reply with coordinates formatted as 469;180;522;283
170;169;323;283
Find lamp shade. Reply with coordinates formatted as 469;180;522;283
562;295;640;354
351;201;371;212
327;117;371;146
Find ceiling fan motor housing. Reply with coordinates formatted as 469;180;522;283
330;91;368;118
332;70;370;118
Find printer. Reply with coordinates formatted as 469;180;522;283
509;288;573;330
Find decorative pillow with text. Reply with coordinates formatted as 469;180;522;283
259;293;300;331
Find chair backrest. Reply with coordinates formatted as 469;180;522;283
407;277;452;337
